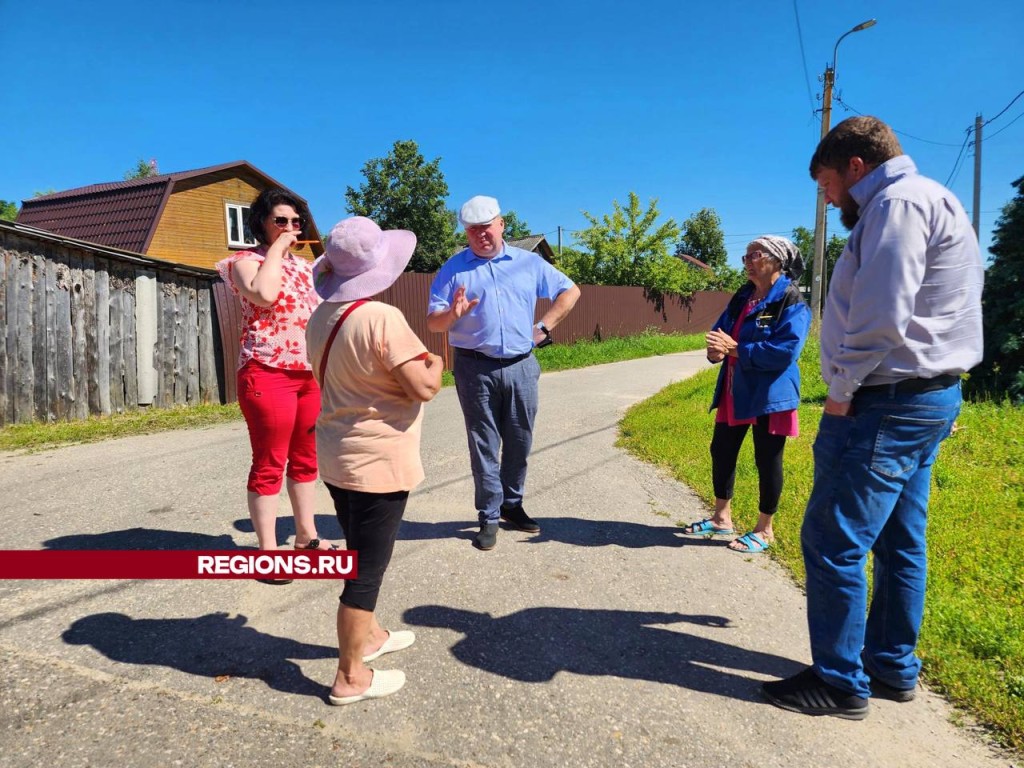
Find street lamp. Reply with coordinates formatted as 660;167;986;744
810;18;877;318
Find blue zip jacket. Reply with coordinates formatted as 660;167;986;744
709;274;811;419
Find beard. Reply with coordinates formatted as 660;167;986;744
839;197;860;230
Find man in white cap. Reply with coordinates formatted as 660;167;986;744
427;195;580;551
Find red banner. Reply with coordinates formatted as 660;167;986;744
0;550;358;579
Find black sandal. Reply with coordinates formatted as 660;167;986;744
295;538;339;551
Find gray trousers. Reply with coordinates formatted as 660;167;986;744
452;351;541;524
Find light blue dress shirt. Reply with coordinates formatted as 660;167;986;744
820;155;984;402
428;245;576;358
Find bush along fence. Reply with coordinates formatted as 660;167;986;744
1;220;730;426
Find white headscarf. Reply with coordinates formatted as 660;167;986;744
749;235;805;280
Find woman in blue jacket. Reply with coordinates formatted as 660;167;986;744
683;236;811;553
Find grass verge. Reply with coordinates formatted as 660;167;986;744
618;332;1024;752
1;330;705;453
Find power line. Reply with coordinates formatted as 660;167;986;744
943;129;973;188
833;96;963;146
981;89;1024;128
791;0;817;119
985;109;1024;140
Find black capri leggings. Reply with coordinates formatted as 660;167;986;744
326;484;408;612
709;417;787;515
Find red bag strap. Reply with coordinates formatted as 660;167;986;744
318;299;369;384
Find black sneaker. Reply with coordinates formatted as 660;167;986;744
868;674;917;702
500;505;540;532
474;523;499;551
762;667;869;720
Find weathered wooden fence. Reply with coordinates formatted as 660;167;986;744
0;222;222;426
2;221;730;425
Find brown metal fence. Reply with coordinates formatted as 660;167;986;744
1;221;729;425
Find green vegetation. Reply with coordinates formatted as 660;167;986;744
344;139;457;273
0;199;18;221
1;331;705;453
619;333;1024;752
973;173;1024;402
560;194;743;298
0;403;243;453
535;329;705;372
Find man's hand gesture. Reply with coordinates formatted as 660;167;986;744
451;285;480;320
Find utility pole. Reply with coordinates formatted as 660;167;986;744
810;19;877;318
557;226;562;258
810;65;835;318
972;114;982;236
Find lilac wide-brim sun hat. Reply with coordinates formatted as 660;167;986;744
312;216;416;302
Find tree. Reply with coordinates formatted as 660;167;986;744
791;225;846;292
677;208;727;270
0;200;18;221
345;140;456;272
565;192;708;298
501;210;531;239
976;174;1024;401
124;158;158;180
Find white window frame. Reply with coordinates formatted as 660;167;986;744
225;203;258;248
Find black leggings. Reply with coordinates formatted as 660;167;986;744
709;417;786;515
326;484;408;612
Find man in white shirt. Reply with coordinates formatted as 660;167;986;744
762;116;984;720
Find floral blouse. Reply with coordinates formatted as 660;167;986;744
216;249;321;372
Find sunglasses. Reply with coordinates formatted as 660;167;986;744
271;216;305;228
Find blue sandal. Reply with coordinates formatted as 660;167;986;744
729;532;770;553
682;518;734;536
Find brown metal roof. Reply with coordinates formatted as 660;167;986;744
15;161;320;254
17;179;170;253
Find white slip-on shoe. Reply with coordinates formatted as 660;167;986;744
362;630;416;663
328;668;406;706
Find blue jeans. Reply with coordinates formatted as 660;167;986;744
802;381;961;698
453;352;541;524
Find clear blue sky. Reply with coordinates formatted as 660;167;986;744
2;1;1022;266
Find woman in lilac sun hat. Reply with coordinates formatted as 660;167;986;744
306;216;444;706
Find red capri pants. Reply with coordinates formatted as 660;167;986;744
237;360;320;495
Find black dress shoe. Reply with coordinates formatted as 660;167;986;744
474;523;499;551
500;505;540;532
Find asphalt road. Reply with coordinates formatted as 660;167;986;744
0;351;1014;768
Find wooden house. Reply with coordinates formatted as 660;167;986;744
16;161;324;271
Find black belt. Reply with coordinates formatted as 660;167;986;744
858;373;959;395
454;348;532;365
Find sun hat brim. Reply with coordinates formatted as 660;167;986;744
312;229;416;302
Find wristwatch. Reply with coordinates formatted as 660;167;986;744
534;321;553;348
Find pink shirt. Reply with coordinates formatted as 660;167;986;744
216;250;320;372
715;300;799;437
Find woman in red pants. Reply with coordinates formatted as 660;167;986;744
216;188;333;555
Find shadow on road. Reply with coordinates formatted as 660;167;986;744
395;517;731;549
44;528;241;550
233;515;343;544
62;612;335;698
403;605;802;700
